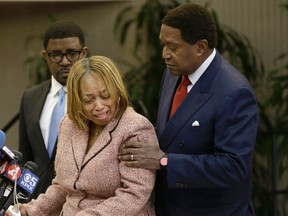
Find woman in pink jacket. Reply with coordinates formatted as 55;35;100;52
7;56;157;216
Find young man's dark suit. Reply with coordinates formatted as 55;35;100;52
19;80;56;199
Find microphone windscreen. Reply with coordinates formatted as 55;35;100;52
0;131;6;149
11;150;23;163
24;161;38;173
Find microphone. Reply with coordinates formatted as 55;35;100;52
0;131;5;150
0;130;23;206
0;151;23;209
0;131;39;215
17;161;39;196
0;161;39;216
0;130;16;160
0;131;6;161
0;161;39;214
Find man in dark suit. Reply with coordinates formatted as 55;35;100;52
19;21;88;199
119;3;258;216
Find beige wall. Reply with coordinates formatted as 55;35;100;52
195;0;288;72
0;0;287;151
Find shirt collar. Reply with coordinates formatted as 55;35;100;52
50;75;66;97
188;48;216;85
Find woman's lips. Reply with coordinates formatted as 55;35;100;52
95;111;109;120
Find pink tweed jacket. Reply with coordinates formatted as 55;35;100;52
26;107;157;216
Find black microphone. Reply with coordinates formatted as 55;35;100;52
0;130;23;206
16;161;39;198
0;161;39;215
0;131;39;215
0;151;23;209
0;161;38;216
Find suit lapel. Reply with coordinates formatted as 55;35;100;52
160;89;212;151
79;111;123;170
82;128;112;166
70;128;89;171
30;82;50;137
156;73;178;136
158;52;222;151
31;81;53;160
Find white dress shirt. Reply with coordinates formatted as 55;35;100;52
187;48;216;92
39;76;67;150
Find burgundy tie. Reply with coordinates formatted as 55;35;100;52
169;75;191;119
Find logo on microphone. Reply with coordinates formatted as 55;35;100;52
7;164;22;181
18;170;39;194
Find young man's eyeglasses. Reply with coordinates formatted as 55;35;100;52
47;49;83;63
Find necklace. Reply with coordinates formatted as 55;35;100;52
95;128;101;136
94;126;104;136
90;123;104;137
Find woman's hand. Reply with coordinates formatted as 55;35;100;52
4;204;28;216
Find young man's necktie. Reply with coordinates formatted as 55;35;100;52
47;88;66;158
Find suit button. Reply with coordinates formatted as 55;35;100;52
179;141;184;147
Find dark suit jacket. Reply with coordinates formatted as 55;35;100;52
19;80;57;199
155;52;258;216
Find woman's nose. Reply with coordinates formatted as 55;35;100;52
93;100;104;110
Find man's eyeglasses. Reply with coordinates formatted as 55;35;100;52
47;49;83;63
